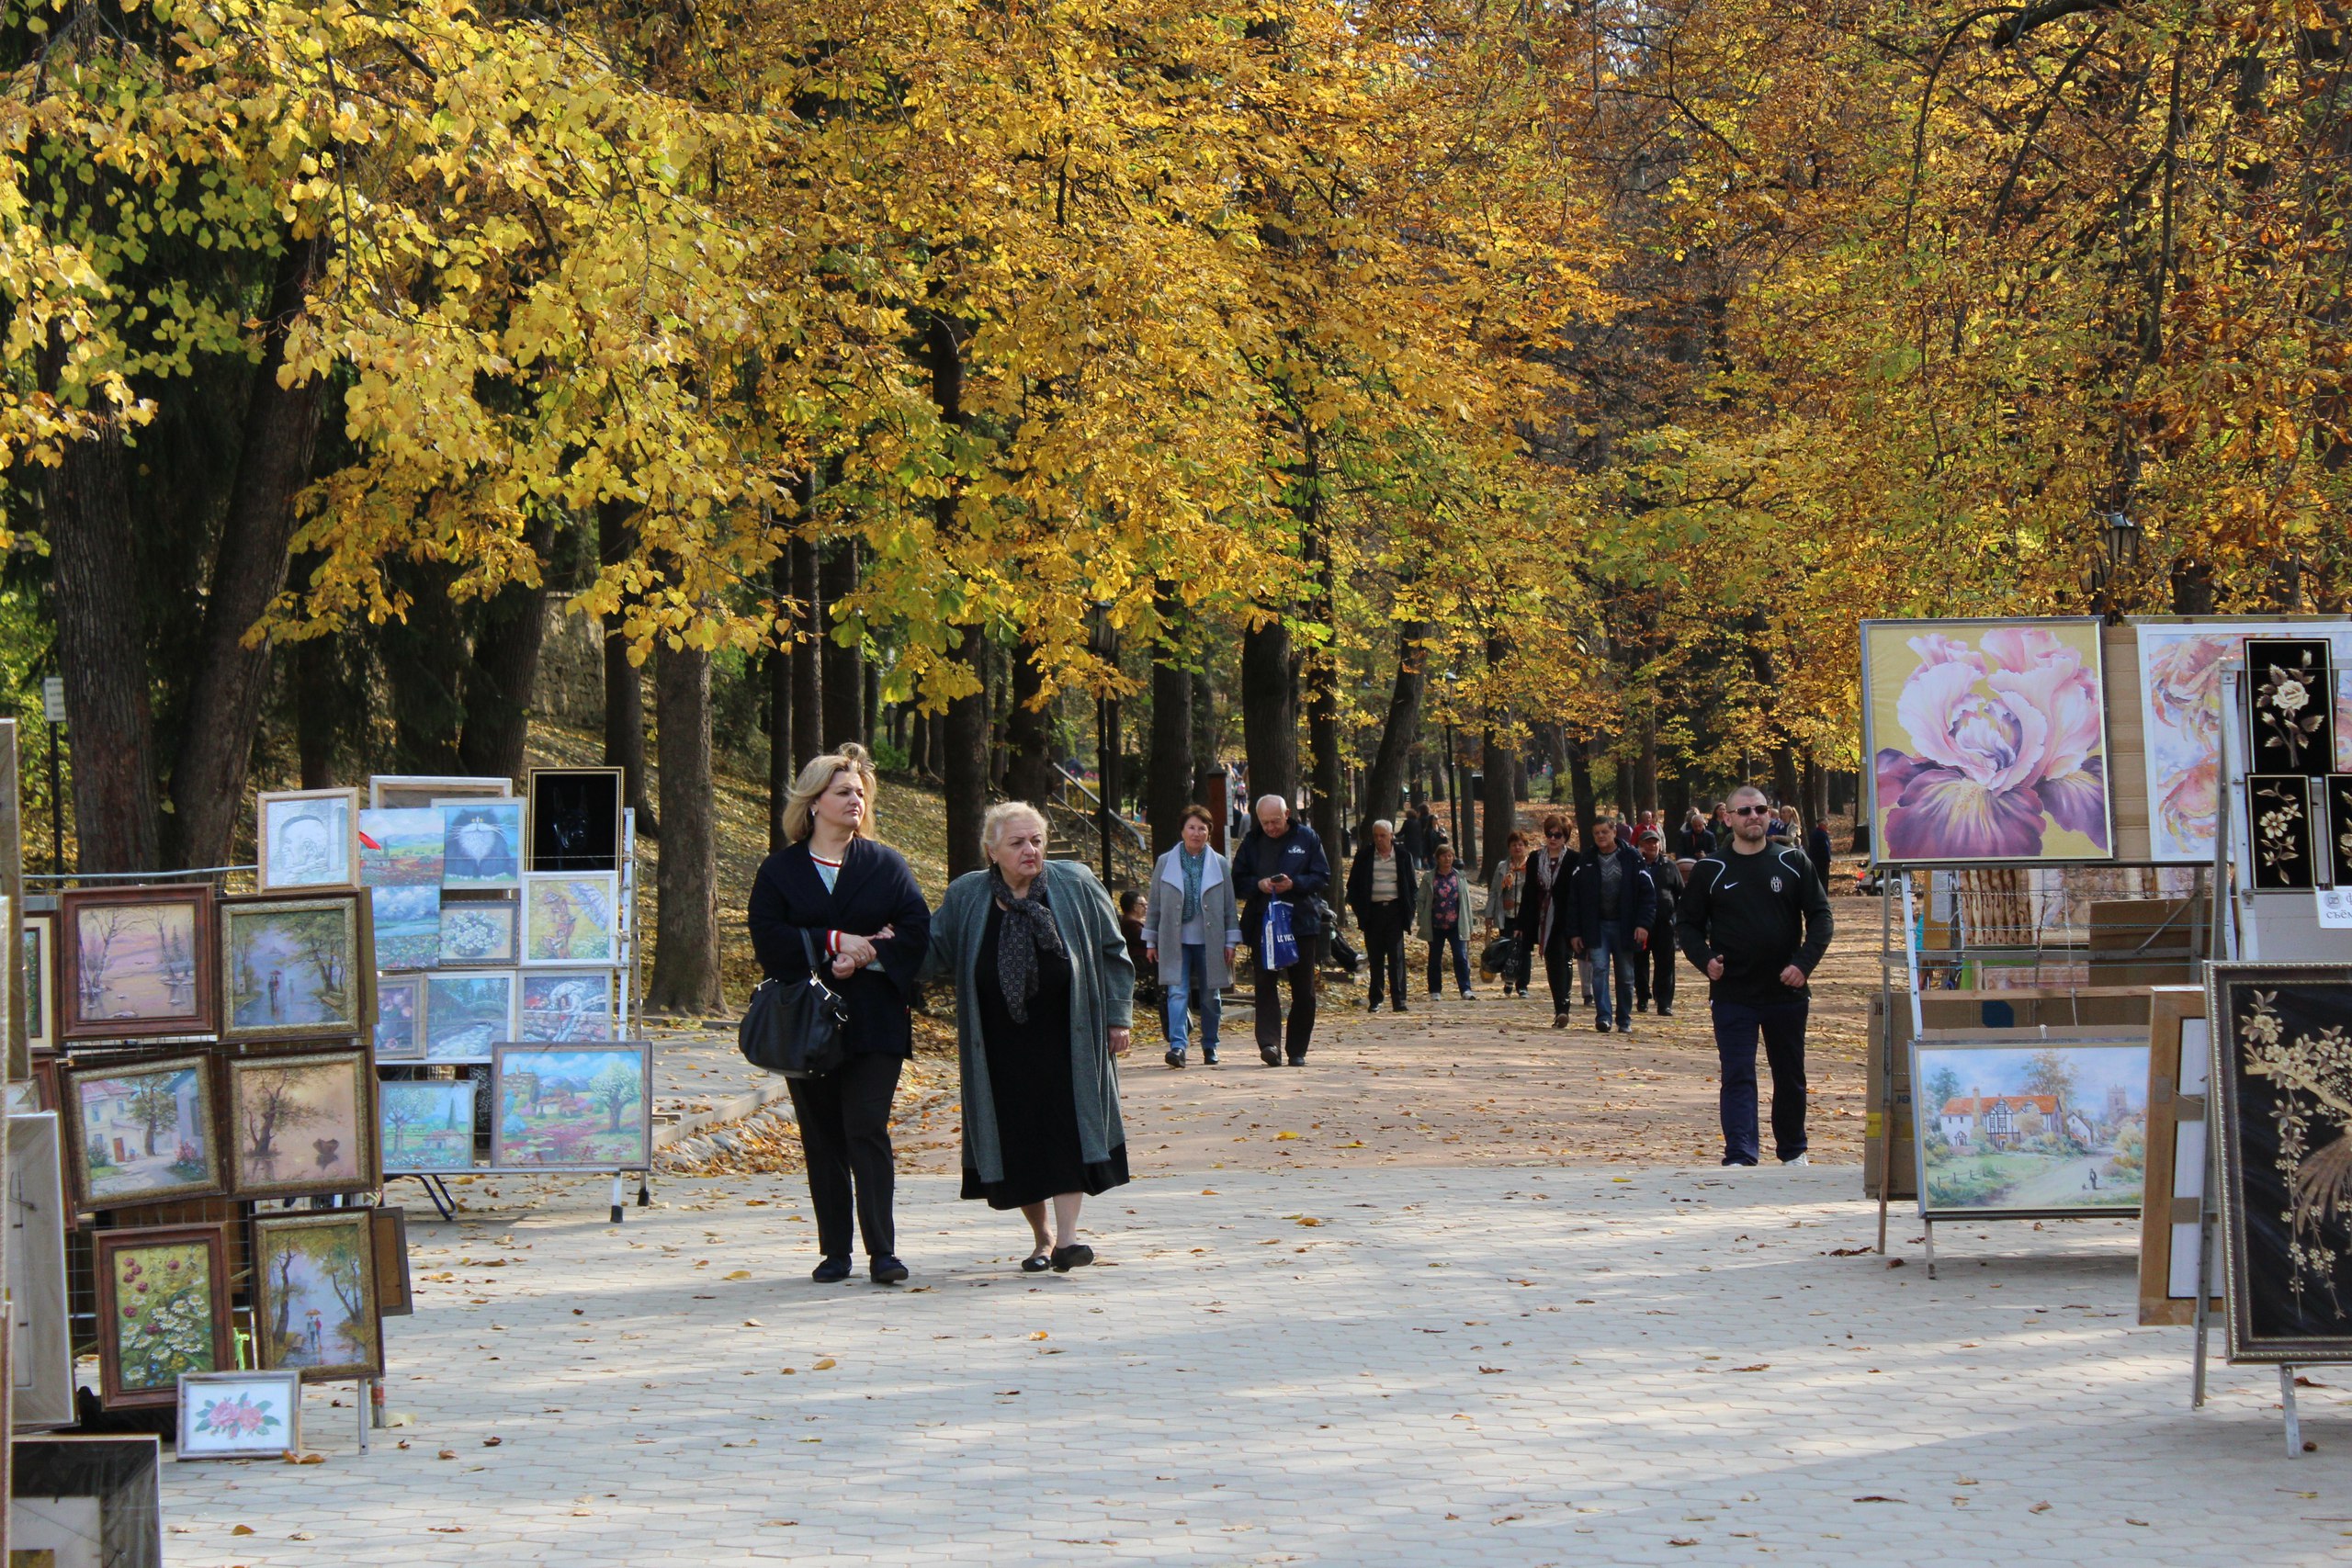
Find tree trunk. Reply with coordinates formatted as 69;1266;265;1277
819;537;862;750
599;502;657;836
789;535;821;772
1191;667;1217;777
863;660;879;753
45;422;161;872
1004;640;1056;806
1240;617;1297;811
926;311;988;876
646;638;722;1014
1361;620;1428;837
165;234;326;867
457;512;557;783
1299;438;1342;862
1481;727;1514;882
1146;597;1193;860
386;563;467;773
1566;735;1598;847
1635;716;1659;818
293;629;341;789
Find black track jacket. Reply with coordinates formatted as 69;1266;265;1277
1675;842;1833;1007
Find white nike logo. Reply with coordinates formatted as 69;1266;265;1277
1720;880;1739;890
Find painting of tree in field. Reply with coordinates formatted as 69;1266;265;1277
492;1044;650;1168
253;1213;380;1381
380;1080;476;1173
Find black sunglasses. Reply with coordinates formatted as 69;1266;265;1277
1731;805;1773;816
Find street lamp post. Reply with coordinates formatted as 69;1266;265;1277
2098;510;2141;621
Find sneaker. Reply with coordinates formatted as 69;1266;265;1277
1460;988;1476;1000
811;1256;852;1283
1616;1022;1631;1034
1720;1156;1758;1168
1367;999;1384;1015
1163;1048;1186;1069
1636;1002;1650;1014
1783;1153;1812;1166
1657;1007;1673;1018
869;1255;910;1285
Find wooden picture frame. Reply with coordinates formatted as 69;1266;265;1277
10;1435;164;1567
368;774;512;810
2135;987;2225;1326
371;1205;413;1316
526;766;624;874
59;1052;226;1213
176;1369;303;1460
251;1211;383;1382
255;786;363;892
218;891;369;1043
8;1110;76;1427
2208;961;2352;1362
22;906;56;1051
373;972;426;1063
490;1041;652;1170
223;1047;379;1200
92;1224;234;1409
59;884;216;1042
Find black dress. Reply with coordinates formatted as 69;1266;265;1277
961;897;1131;1211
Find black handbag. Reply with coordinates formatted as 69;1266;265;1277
1480;935;1518;976
738;930;849;1078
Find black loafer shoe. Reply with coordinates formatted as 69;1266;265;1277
811;1256;852;1283
869;1255;910;1285
1021;1253;1052;1273
1164;1048;1186;1069
1050;1244;1095;1272
1260;1044;1282;1066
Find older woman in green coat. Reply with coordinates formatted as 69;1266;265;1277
923;801;1134;1273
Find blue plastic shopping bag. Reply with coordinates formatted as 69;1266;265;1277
1262;899;1299;969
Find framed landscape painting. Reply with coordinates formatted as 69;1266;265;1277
256;787;361;892
1908;1035;2148;1220
356;807;446;886
424;970;516;1063
373;973;424;1062
379;1079;476;1173
93;1224;233;1408
2209;963;2352;1361
523;874;620;965
61;1054;224;1212
520;970;616;1042
526;766;624;872
60;885;215;1041
224;1048;377;1199
177;1370;302;1460
440;799;524;890
491;1042;651;1168
251;1211;382;1382
23;907;55;1050
437;897;519;966
1861;618;2112;866
219;894;367;1043
2132;623;2352;863
368;885;442;974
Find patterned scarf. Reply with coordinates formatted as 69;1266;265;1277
989;865;1068;1023
1181;848;1205;925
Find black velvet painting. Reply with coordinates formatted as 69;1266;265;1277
2212;964;2352;1361
2326;775;2352;889
2247;774;2315;889
2244;637;2335;776
527;768;623;873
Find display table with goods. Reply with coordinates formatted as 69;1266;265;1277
352;769;653;1224
1863;615;2352;1455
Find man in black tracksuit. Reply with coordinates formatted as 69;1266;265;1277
1634;828;1684;1017
1676;785;1834;1166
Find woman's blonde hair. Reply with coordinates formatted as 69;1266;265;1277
783;743;879;844
981;800;1049;853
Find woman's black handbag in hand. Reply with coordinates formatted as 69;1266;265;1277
1480;935;1518;977
738;930;849;1078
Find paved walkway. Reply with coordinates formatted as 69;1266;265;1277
163;1166;2346;1566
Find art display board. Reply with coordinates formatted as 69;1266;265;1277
2133;622;2352;863
2134;987;2226;1325
1862;618;2115;866
10;1435;164;1568
7;1112;74;1430
1909;1032;2148;1221
2207;961;2352;1363
175;1370;301;1461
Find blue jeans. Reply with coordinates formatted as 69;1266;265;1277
1587;929;1636;1029
1164;943;1220;1057
1427;923;1471;993
1712;996;1810;1164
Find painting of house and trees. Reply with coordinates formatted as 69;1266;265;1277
1912;1040;2150;1217
492;1044;650;1168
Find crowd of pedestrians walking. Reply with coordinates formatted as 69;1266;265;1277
746;753;1837;1286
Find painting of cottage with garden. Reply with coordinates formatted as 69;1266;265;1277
492;1045;649;1168
1914;1042;2149;1216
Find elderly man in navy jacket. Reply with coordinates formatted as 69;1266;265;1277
1230;795;1331;1067
1569;817;1656;1035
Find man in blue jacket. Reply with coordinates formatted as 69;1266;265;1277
1570;817;1656;1035
1230;795;1332;1067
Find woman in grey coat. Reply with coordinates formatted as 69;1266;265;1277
1145;804;1240;1069
924;802;1134;1272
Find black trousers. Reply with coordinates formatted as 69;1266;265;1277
1635;935;1677;1013
1542;940;1577;1015
1254;953;1318;1059
1362;903;1408;1009
786;1052;904;1258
